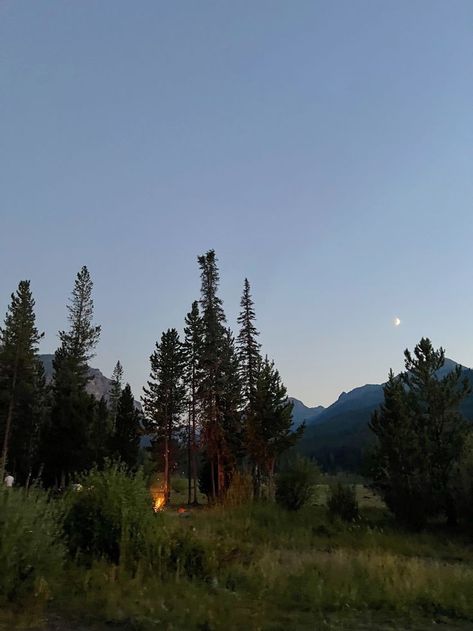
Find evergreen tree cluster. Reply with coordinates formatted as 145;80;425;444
370;338;472;529
0;253;300;497
0;268;141;487
142;250;301;504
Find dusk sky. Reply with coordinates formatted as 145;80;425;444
1;1;473;407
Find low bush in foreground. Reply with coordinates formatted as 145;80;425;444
327;482;360;522
0;488;65;604
63;463;167;572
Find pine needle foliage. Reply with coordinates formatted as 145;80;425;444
0;280;44;482
370;338;470;528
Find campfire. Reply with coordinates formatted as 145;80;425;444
150;486;165;512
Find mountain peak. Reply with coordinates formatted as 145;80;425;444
39;354;141;409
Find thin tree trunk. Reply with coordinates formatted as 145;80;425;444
217;451;225;500
210;453;216;502
191;383;198;504
187;403;192;504
164;432;170;504
268;457;276;501
0;352;19;482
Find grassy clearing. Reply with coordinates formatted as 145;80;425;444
2;482;473;630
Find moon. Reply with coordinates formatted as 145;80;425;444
394;317;401;327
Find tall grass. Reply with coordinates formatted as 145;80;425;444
2;477;473;629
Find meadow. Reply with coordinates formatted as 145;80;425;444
1;471;473;631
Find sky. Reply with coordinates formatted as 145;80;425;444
1;1;473;407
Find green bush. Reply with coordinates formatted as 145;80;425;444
327;483;359;522
171;476;188;495
63;463;167;572
0;488;65;602
275;458;316;511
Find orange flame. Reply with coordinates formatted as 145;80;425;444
150;486;165;512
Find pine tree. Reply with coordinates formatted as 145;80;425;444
370;338;470;528
12;360;48;487
112;383;141;470
58;266;101;369
369;369;425;526
0;280;44;483
90;396;111;467
246;357;302;498
237;278;261;407
197;250;228;500
183;301;204;504
219;328;243;487
142;328;186;504
42;266;101;486
109;360;124;428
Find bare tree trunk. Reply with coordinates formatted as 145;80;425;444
217;451;225;500
191;387;198;504
187;404;192;504
210;454;216;502
0;353;19;482
164;432;170;504
268;457;276;501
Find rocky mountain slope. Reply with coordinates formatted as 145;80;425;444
39;354;132;404
289;397;325;428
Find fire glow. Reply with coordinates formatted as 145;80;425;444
150;486;165;512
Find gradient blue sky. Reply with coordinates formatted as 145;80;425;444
1;1;473;406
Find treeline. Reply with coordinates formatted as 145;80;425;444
142;250;302;503
0;250;301;499
0;268;142;488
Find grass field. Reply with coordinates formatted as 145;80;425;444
2;481;473;631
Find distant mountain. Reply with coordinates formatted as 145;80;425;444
289;397;325;428
39;354;141;408
298;358;473;472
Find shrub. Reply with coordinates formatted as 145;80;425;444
327;483;359;522
275;458;316;511
172;476;188;495
63;463;167;572
224;471;253;507
0;488;65;603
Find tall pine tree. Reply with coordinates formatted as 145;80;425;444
109;360;124;429
246;357;301;498
237;278;261;407
42;266;101;486
112;383;141;470
197;250;228;500
219;328;243;488
183;301;204;504
142;328;186;504
0;281;45;483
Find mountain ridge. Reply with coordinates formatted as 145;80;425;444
298;358;473;471
39;354;471;471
